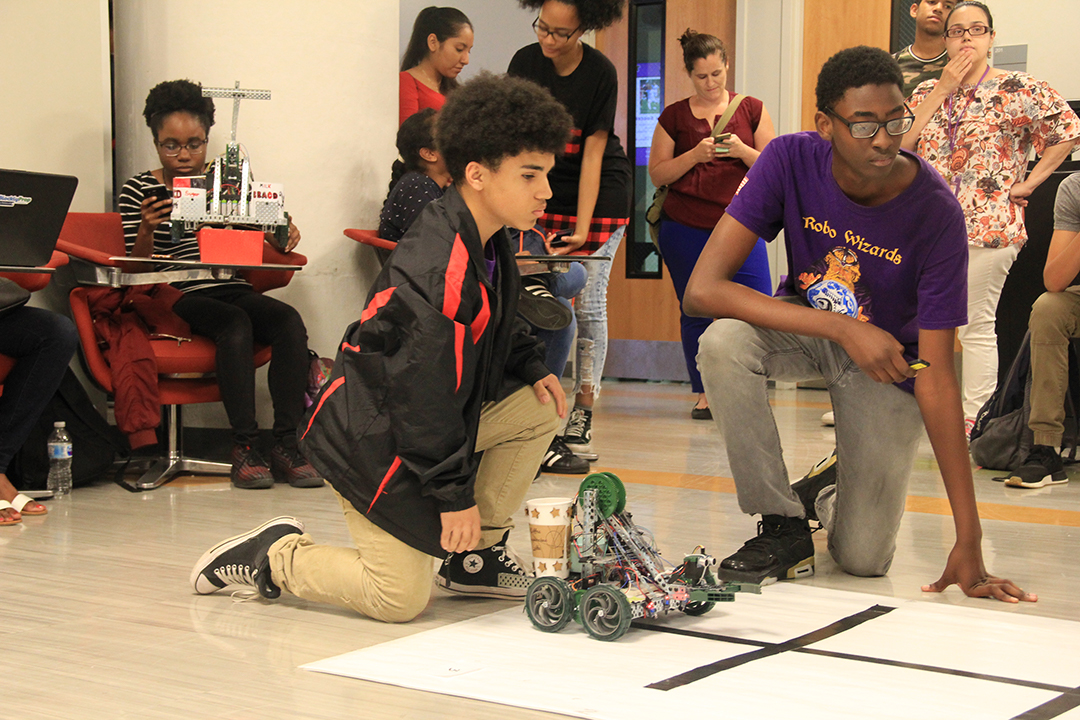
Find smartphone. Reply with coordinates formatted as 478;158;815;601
714;132;731;154
549;230;573;248
148;186;172;204
909;359;930;371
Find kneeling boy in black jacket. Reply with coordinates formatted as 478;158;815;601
190;73;573;622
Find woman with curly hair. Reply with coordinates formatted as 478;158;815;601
649;29;776;419
118;79;322;490
903;1;1079;432
508;0;631;462
399;6;473;125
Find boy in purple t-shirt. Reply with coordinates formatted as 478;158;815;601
685;46;1033;604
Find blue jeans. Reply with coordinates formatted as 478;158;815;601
0;307;79;469
697;307;924;577
572;226;626;398
533;262;587;377
659;218;772;393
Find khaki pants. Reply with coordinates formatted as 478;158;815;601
1029;288;1080;447
267;385;559;623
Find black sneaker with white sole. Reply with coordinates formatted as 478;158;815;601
718;515;815;585
190;517;304;598
435;531;532;599
539;436;589;475
1005;445;1069;488
562;405;597;460
518;276;572;331
790;449;837;524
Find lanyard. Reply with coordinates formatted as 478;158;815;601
944;65;990;195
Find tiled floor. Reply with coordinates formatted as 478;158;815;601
3;380;1077;719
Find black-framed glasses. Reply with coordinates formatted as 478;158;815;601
945;24;991;38
156;139;208;157
825;106;915;139
532;17;580;43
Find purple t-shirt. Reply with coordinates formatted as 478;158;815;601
726;132;968;390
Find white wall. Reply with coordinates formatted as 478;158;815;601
114;0;400;430
399;0;537;77
0;0;111;212
990;0;1080;101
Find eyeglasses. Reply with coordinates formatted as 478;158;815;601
156;139;208;157
945;24;991;38
825;106;915;139
532;17;580;43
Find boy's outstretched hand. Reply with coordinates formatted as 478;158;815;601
922;544;1037;603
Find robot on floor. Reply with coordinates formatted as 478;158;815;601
525;472;760;642
169;81;291;250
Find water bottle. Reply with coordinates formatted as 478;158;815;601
46;421;73;497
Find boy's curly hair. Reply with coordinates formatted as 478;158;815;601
517;0;625;32
437;72;572;182
142;79;215;137
815;46;904;112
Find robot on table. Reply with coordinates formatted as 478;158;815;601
169;81;291;250
525;472;760;642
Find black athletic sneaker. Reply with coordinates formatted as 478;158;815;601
791;449;837;523
435;531;532;599
539;436;589;475
1005;445;1069;488
230;444;275;490
269;443;325;488
518;276;572;331
718;515;815;585
189;517;304;598
562;405;597;460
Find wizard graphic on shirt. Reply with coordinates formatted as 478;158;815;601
797;247;872;322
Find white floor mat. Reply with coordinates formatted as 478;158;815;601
302;584;1080;720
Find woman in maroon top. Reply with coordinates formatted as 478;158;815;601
399;6;473;125
649;30;775;418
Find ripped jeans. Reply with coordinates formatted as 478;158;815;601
572;225;625;398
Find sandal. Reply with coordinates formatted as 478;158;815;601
0;501;22;526
10;493;47;516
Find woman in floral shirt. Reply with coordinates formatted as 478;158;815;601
904;0;1079;430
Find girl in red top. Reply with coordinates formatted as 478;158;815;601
649;30;776;418
399;6;473;125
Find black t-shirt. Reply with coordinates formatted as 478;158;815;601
508;43;631;219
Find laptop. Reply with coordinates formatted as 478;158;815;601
0;168;78;267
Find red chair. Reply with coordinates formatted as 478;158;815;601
344;228;397;252
57;212;308;491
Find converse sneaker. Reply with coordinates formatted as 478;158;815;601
790;449;837;524
230;444;275;490
539;436;589;475
190;517;304;598
718;515;815;585
562;405;597;461
1005;445;1069;488
435;531;532;599
269;443;325;488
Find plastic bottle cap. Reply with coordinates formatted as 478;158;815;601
54;421;66;428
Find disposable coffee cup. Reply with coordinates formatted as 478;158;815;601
525;497;573;578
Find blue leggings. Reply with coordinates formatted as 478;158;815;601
658;217;772;393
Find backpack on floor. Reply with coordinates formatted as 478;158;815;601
6;368;129;490
969;330;1080;471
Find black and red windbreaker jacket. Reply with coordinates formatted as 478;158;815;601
299;187;550;558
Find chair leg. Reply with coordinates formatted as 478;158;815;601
118;405;231;491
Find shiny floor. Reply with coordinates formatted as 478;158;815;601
3;381;1078;720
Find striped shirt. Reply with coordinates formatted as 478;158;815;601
117;170;249;293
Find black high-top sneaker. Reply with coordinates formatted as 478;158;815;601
189;517;304;599
790;449;837;525
435;531;533;599
718;515;815;585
